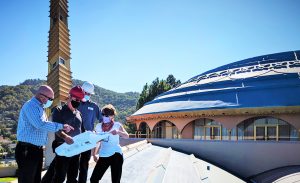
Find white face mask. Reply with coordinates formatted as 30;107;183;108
103;116;111;123
82;95;90;102
43;99;53;108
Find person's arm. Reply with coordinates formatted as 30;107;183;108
52;107;74;144
92;124;102;162
25;104;63;132
92;142;101;162
118;125;129;139
111;124;129;139
55;131;74;144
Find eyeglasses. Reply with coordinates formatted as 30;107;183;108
40;93;54;101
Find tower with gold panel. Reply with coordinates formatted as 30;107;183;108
47;0;72;107
45;0;72;167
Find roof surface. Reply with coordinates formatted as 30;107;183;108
133;51;300;116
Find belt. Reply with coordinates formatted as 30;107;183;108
18;141;43;149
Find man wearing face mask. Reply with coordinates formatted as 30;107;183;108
77;81;101;183
41;86;85;183
15;85;74;183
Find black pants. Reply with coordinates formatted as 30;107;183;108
78;150;91;183
42;154;80;183
90;153;123;183
15;142;43;183
40;157;55;183
52;154;80;183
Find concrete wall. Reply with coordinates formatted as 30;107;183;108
182;122;193;139
147;139;300;180
45;133;55;167
0;166;16;177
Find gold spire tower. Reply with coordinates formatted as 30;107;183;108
47;0;72;106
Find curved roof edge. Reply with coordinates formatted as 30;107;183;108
187;50;300;83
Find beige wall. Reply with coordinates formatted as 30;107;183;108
182;122;194;139
134;113;300;138
165;122;173;139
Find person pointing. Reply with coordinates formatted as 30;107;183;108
15;85;74;183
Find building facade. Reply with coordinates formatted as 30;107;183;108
128;51;300;142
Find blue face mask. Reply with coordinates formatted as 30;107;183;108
83;95;90;102
43;99;53;108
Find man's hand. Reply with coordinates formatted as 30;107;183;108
110;129;119;135
63;135;74;144
63;124;74;133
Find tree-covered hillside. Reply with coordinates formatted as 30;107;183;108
0;82;43;141
0;79;139;140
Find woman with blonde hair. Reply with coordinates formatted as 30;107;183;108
90;104;129;183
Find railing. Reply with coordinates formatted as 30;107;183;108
128;133;149;138
128;134;136;138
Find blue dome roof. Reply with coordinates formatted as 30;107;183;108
133;51;300;116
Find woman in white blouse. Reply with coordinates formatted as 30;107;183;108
90;104;129;183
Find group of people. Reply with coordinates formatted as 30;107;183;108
15;81;129;183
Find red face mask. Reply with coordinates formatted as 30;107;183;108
102;121;114;132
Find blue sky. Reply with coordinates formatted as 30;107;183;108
0;0;299;93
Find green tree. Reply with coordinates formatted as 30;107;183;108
136;83;148;110
136;75;181;110
166;74;181;88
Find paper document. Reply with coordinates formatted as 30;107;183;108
55;131;109;157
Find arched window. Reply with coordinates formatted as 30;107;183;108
152;120;179;139
236;117;299;141
193;118;228;140
138;122;151;138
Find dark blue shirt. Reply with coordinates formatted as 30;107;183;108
78;100;101;131
53;105;82;143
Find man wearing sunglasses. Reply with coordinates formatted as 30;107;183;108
15;85;74;183
41;85;86;183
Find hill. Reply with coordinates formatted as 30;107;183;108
0;79;139;141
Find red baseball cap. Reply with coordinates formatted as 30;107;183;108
69;86;85;101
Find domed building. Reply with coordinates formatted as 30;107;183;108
128;51;300;142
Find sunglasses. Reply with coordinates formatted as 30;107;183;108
102;113;114;117
40;93;54;101
71;96;81;102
